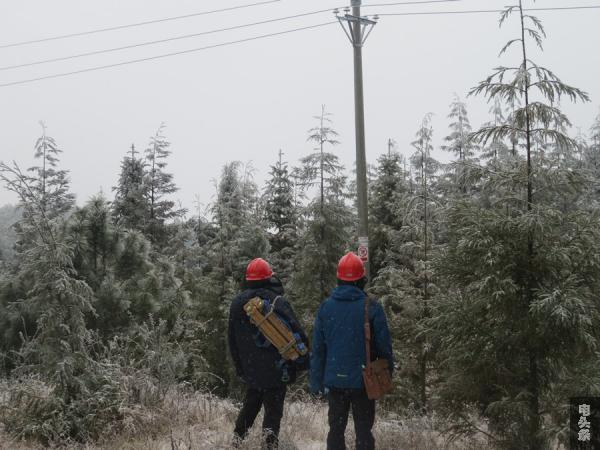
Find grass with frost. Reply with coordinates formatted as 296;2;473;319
0;382;490;450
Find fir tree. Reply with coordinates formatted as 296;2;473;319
481;98;511;163
591;109;600;147
265;150;297;252
264;150;298;283
29;122;75;219
291;107;352;321
0;160;101;442
112;144;147;232
144;125;185;246
442;95;474;162
371;114;441;413
435;2;594;448
192;162;269;394
11;125;75;254
442;95;478;194
586;111;600;171
368;142;406;276
69;195;118;290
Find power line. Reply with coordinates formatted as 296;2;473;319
362;0;461;7
0;0;464;51
0;0;283;49
0;21;337;88
1;3;597;88
0;8;338;71
0;0;468;71
378;5;600;16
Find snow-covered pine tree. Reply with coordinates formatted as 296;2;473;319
291;106;352;322
264;150;298;283
434;2;596;448
581;111;600;206
480;98;511;163
144;125;185;246
368;141;406;276
191;162;269;394
112;144;147;232
69;195;118;289
29;123;75;219
442;95;473;161
591;109;600;148
0;128;78;373
11;125;75;254
371;114;441;412
441;95;478;194
0;159;112;444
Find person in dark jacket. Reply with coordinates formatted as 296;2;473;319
310;252;394;450
228;258;309;449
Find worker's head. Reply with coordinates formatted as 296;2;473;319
244;258;274;288
336;252;367;289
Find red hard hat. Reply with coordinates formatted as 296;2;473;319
245;258;274;281
336;252;365;281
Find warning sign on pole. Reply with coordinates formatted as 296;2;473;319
357;236;369;262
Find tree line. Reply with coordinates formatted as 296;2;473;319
1;3;599;449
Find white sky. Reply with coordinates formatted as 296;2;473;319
0;0;598;215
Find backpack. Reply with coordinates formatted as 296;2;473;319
244;296;309;382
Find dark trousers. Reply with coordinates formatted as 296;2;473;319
327;388;376;450
234;385;286;449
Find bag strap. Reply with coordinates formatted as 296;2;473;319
364;297;372;371
254;295;281;327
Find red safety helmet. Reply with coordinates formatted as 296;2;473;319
245;258;274;281
336;252;365;282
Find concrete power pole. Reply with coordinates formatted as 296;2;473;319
335;1;377;280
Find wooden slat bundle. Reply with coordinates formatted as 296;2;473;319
244;297;307;361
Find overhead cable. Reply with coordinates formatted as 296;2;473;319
0;0;466;49
0;22;337;88
0;0;283;49
378;5;600;16
0;8;339;71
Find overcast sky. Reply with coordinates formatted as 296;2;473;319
0;0;598;214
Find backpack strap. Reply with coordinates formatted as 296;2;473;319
254;295;281;327
364;297;372;371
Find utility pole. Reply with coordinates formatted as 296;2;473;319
335;1;377;279
388;138;396;157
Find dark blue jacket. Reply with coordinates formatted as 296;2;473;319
310;285;393;393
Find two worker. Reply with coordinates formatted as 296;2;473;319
228;253;394;449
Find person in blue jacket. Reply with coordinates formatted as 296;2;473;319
310;252;394;450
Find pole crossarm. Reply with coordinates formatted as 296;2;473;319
334;9;378;47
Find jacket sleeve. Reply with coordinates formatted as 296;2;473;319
372;301;394;376
309;306;326;393
227;301;244;377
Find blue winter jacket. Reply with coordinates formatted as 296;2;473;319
309;285;394;393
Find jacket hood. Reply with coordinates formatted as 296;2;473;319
330;284;365;302
245;277;284;297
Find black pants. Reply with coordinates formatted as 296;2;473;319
234;385;286;449
327;388;376;450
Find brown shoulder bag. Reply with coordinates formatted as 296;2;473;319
362;297;393;400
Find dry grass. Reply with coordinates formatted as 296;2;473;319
0;383;488;450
